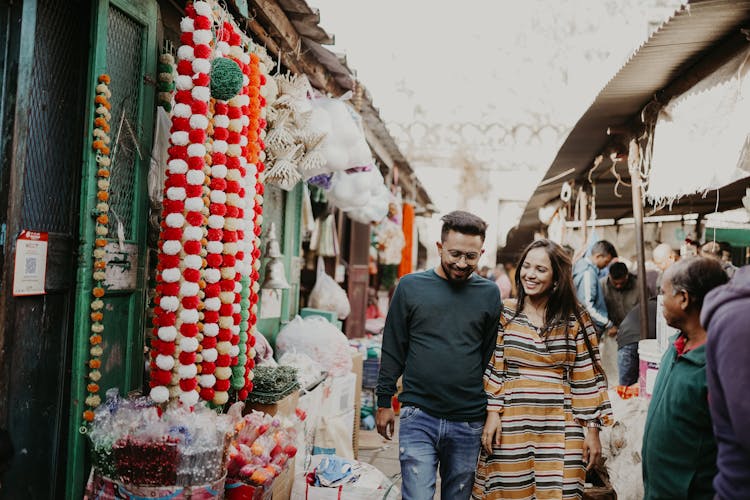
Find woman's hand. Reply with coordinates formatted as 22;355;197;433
582;427;602;470
482;411;502;454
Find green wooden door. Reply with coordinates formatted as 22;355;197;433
65;0;157;496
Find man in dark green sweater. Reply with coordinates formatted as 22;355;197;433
376;210;502;500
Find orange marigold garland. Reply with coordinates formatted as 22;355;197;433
84;74;113;423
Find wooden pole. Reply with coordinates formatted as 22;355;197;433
628;139;650;340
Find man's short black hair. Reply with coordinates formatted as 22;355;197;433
440;210;488;242
592;240;617;258
609;261;629;279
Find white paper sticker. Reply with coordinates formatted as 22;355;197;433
13;230;48;296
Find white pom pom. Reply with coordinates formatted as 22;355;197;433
168;159;188;174
206;241;223;254
193;1;211;16
204;268;221;283
180;16;195;33
183;226;203;241
185;197;204;212
228;119;242;133
227;144;242;157
218;316;233;329
187;143;206;158
150;385;170;403
180;281;199;297
229;344;240;358
224;218;237;231
171;130;189;145
202;348;218;362
162;268;181;283
241;115;250;127
177;45;195;62
158;326;178;342
221;268;236;280
216;41;230;56
192;86;210;102
199;374;217;387
166;187;186;201
211;164;228;178
229;46;244;60
212;140;228;154
183;254;202;270
175;75;193;91
215;366;232;379
226;169;241;181
192;57;211;77
186;169;205;186
210;191;227;204
208;215;225;229
179;389;199;406
230;325;240;336
212;391;229;405
178;363;197;379
192;30;212;45
225;242;239;255
174;103;191;118
180;336;199;353
213;115;230;128
180;308;199;324
252;281;260;293
189;114;209;130
203;323;219;337
240;135;248;147
160;296;179;312
204;297;221;311
165;212;185;228
156;354;175;371
233;302;241;313
162;240;181;255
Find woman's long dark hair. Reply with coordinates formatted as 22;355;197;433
512;239;605;377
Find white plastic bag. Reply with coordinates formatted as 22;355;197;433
275;315;352;376
291;455;400;500
309;257;351;319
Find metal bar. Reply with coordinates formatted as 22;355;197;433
628;139;650;340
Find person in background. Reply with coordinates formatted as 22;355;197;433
474;239;612;500
700;241;737;279
493;264;512;299
376;210;502;500
615;298;657;386
573;240;617;335
642;257;729;499
650;243;680;295
601;262;640;332
701;265;750;499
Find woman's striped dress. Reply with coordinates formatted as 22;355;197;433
472;301;613;500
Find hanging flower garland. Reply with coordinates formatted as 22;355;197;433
84;74;113;423
157;50;176;111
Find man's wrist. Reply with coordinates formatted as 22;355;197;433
377;394;393;409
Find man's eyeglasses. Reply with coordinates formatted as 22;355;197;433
444;249;480;263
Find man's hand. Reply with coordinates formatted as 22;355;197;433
376;407;395;440
582;427;602;471
606;325;618;337
482;411;502;454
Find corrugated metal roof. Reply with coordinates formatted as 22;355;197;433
519;0;750;229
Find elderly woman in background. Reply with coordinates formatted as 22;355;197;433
473;239;612;500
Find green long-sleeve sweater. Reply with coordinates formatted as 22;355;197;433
376;269;502;421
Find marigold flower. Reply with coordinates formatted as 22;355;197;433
92;287;105;298
97;191;109;201
98;74;111;84
83;410;95;422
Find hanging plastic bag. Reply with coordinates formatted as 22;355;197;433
309;257;350;320
275;316;352;376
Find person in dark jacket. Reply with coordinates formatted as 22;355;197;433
701;265;750;499
615;297;657;386
642;257;729;499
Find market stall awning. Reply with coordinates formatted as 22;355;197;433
519;0;750;230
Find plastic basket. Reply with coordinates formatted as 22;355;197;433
362;359;380;389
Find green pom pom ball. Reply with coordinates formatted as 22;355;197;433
210;58;243;101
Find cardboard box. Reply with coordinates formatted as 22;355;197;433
313;409;355;459
271;460;295;499
246;390;300;418
350;351;363;459
320;372;356;417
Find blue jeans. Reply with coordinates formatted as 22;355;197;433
398;405;483;500
618;342;639;386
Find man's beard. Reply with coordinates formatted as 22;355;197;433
441;261;473;283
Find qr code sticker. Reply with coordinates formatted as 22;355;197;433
25;256;37;275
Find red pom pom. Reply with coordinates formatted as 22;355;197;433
186;211;203;227
180;323;198;338
161;227;183;241
179;378;198;392
184;3;195;16
218;303;233;317
247;358;255;369
229;33;241;45
259;74;266;86
204;286;221;301
157;311;176;326
225;206;239;218
191;100;208;115
188;129;206;144
232;313;242;326
235;251;244;262
238;165;247;177
251;270;260;282
174;91;193;105
216;354;231;367
227;132;241;145
193;16;211;30
201;361;216;374
156;339;177;356
203;311;219;325
230;333;240;345
214;102;229;115
159;254;180;269
179;32;194;46
256;161;265;173
200;387;215;401
163;199;185;214
215;379;231;392
218;329;232;342
151;369;172;386
252;248;261;259
226;157;241;170
183;240;201;255
244;381;254;393
223;231;237;243
168;144;189;158
220;279;235;292
186;185;203;198
209;203;227;216
187;156;204;170
253;226;262;237
181;296;200;310
207;228;223;241
183;268;201;282
222;254;236;267
162;282;180;297
210;178;227;191
250;292;259;305
259;118;267;129
259;96;267;108
227;106;242;119
202;336;217;349
248;334;257;347
179;351;197;365
165;174;187;188
177;60;193;76
193;72;210;87
256;183;264;195
238;389;248;401
206;253;222;268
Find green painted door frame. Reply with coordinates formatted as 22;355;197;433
65;0;157;497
